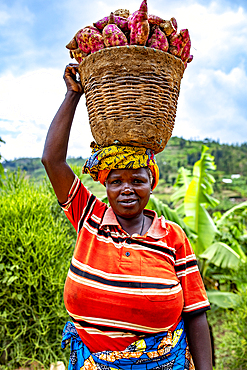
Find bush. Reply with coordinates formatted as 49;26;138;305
218;265;247;370
207;263;247;370
0;171;76;369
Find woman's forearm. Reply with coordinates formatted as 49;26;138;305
185;312;213;370
41;85;82;203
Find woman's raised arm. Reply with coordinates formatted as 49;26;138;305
42;64;83;203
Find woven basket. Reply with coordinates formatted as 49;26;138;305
78;46;185;154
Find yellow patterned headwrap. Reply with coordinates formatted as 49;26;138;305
82;143;159;190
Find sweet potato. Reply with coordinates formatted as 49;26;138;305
76;27;105;54
148;14;164;25
159;19;176;36
167;17;178;37
114;9;130;18
183;54;193;69
171;17;177;33
129;0;149;46
187;54;193;63
147;25;168;51
180;29;190;46
93;17;109;31
94;14;128;32
168;28;189;57
127;10;138;24
66;37;78;50
102;12;128;47
70;47;88;63
181;39;191;62
168;33;183;57
114;15;129;32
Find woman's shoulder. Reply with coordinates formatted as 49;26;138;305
144;209;185;234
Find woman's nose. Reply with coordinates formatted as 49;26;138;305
121;184;134;194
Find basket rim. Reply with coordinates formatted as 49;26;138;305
79;45;185;72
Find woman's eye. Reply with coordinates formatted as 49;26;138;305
111;179;121;184
133;179;143;183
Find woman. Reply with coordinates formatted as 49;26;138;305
42;64;213;370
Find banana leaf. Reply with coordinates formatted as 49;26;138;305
216;201;247;227
184;203;218;255
199;242;246;269
171;167;192;205
183;146;219;255
207;290;238;308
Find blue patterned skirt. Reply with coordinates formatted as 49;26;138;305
61;319;194;370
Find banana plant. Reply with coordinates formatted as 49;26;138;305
214;201;247;262
170;146;246;307
171;145;219;256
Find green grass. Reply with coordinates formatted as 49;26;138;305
0;172;74;369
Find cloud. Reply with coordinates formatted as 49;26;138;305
0;68;93;160
173;63;247;143
0;3;35;46
167;1;247;143
0;10;10;25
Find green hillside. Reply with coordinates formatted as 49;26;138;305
2;136;247;211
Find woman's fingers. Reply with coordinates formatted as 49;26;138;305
64;64;83;94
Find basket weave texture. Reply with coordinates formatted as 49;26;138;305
78;46;185;154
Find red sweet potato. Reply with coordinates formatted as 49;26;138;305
181;39;191;62
114;15;129;32
180;29;190;47
183;54;193;69
102;13;128;47
187;54;193;63
93;17;109;31
127;10;138;24
94;14;128;32
147;25;168;51
129;0;149;45
168;33;183;57
76;27;105;54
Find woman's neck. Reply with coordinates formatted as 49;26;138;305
116;212;151;236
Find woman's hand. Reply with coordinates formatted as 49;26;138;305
63;63;84;94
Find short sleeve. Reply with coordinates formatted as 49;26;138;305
174;229;210;316
59;175;95;232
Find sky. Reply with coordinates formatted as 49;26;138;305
0;0;247;161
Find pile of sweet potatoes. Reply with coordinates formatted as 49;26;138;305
66;0;193;68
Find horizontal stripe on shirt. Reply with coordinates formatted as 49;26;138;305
67;269;182;296
67;311;175;333
70;263;179;289
72;257;179;285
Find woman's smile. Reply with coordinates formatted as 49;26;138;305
117;199;139;208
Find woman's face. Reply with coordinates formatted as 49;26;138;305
105;168;152;219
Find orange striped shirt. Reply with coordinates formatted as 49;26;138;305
61;176;210;353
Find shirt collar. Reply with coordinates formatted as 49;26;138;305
100;207;168;239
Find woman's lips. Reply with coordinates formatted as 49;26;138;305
118;199;138;206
